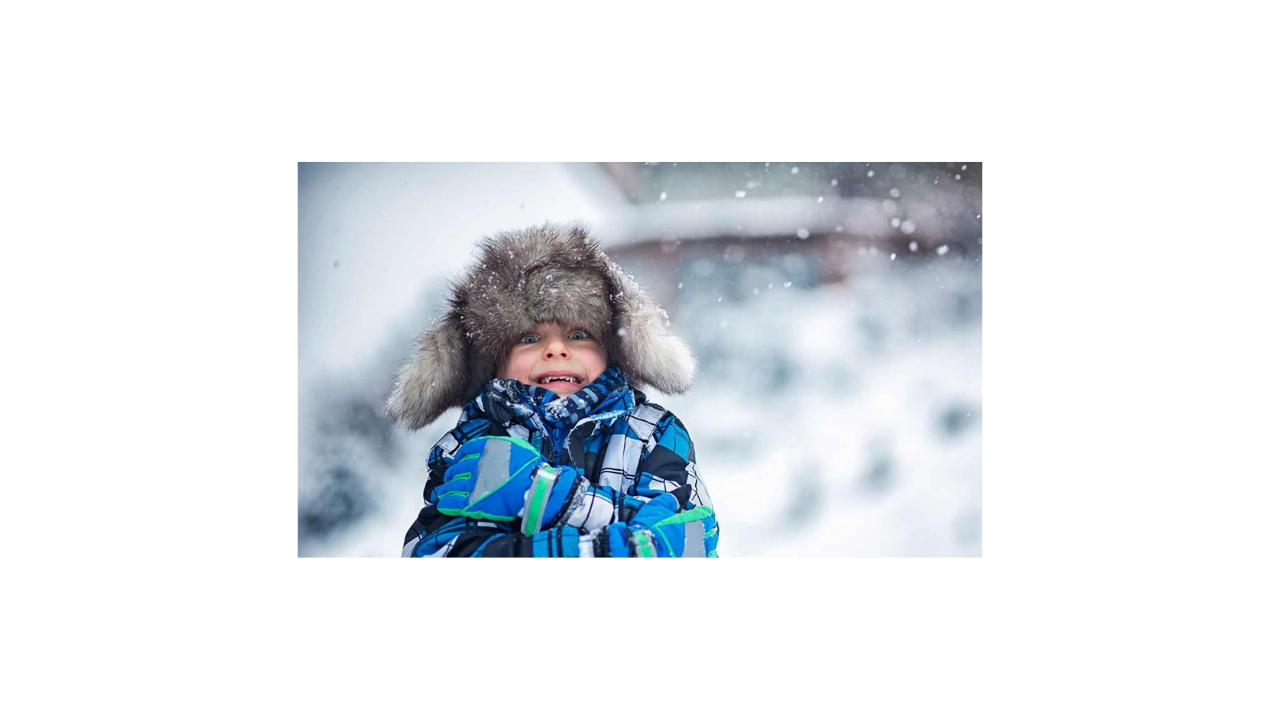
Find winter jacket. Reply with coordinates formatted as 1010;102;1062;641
402;365;718;557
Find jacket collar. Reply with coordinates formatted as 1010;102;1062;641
471;364;635;432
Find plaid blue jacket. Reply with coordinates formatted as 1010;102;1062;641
402;365;718;557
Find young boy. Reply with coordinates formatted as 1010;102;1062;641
386;222;719;557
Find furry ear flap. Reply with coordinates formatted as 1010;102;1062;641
608;263;697;394
386;316;472;430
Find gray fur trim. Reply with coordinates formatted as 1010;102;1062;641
605;261;697;396
387;222;696;430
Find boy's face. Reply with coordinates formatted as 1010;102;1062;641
499;321;608;397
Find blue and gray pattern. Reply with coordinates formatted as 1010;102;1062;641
402;365;718;557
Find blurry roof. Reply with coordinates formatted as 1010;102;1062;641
596;162;981;248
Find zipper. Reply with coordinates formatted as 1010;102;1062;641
547;425;568;461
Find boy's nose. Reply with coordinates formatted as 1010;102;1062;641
543;336;571;358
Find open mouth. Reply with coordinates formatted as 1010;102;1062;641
535;372;583;386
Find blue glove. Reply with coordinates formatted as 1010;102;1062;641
623;491;681;557
433;435;579;535
624;485;713;558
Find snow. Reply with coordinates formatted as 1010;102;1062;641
299;162;982;558
665;260;982;557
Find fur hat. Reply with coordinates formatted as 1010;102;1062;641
386;222;696;430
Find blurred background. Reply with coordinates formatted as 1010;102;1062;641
299;162;982;557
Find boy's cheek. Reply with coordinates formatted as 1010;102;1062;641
498;349;530;381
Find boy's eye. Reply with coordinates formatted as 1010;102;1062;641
519;334;539;344
568;330;589;340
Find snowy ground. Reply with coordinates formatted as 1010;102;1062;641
671;258;982;557
299;163;981;557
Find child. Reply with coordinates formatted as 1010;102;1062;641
387;222;719;557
